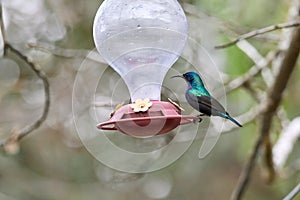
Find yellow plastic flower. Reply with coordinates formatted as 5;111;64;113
131;98;152;112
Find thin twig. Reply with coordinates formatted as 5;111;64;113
242;83;262;102
225;38;279;92
27;42;107;64
283;183;300;200
215;20;300;49
0;43;50;148
230;22;300;200
277;108;290;129
224;50;277;94
237;39;276;85
0;3;5;43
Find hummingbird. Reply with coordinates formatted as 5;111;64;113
172;71;242;127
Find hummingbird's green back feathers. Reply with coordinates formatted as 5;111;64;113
188;88;210;97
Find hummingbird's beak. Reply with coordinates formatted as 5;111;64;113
170;75;184;79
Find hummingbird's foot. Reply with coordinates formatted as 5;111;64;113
197;116;203;123
193;115;203;123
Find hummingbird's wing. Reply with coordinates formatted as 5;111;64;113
196;95;227;116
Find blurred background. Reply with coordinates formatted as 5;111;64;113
0;0;299;199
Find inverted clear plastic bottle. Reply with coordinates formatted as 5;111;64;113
93;0;188;102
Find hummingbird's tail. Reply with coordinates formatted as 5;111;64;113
224;113;243;127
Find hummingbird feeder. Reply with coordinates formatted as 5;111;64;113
94;0;197;137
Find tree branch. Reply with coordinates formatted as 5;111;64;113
215;20;300;49
27;42;107;64
273;117;300;171
0;43;50;153
264;135;276;183
230;18;300;200
0;5;50;152
0;3;5;43
283;183;300;200
224;50;277;94
0;4;5;57
235;40;278;182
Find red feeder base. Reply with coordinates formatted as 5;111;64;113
97;101;197;137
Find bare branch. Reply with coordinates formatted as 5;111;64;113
277;108;290;129
0;4;5;56
236;40;277;182
264;135;276;183
234;38;280;96
224;50;277;94
273;117;300;170
215;20;300;49
0;43;50;150
28;42;107;64
283;183;300;200
230;13;300;200
0;3;50;152
0;5;4;37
